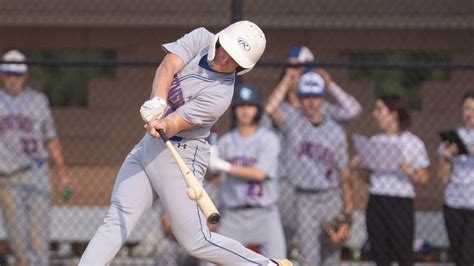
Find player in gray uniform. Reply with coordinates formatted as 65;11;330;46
79;21;292;266
264;45;361;257
208;84;286;259
0;50;70;265
267;71;354;266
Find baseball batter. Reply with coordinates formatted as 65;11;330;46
79;21;292;266
267;71;354;266
209;84;286;259
0;50;70;265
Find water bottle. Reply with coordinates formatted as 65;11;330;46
63;185;73;201
210;132;218;147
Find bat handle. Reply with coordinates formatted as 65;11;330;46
158;129;169;142
208;213;221;224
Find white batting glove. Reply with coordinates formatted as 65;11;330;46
210;145;220;159
140;97;167;123
209;156;232;173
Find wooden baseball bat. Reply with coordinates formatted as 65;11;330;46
158;129;221;224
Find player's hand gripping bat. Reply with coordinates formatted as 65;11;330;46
158;129;220;224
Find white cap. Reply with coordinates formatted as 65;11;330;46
297;72;326;97
0;50;28;74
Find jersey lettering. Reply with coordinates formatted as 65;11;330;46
167;75;185;109
229;156;263;199
21;138;38;155
0;114;33;133
298;141;335;167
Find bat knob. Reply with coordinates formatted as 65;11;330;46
208;213;221;224
187;187;203;201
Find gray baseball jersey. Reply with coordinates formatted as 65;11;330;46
279;103;349;190
80;27;273;265
0;88;56;173
218;127;281;208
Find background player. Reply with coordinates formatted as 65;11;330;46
79;21;292;266
265;45;362;256
209;84;286;258
0;49;70;265
266;71;354;266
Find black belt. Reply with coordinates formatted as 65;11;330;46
295;187;336;194
0;165;32;177
229;204;262;210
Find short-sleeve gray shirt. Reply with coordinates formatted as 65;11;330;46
218;127;281;208
161;27;235;139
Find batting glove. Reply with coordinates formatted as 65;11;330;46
209;148;231;173
140;96;167;123
209;156;231;173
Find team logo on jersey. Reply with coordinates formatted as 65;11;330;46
240;87;252;100
168;75;185;109
237;38;251;51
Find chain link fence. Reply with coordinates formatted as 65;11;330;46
0;0;473;265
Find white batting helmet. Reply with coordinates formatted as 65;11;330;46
207;20;266;75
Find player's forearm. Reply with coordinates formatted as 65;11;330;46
340;168;354;214
407;167;430;186
227;166;267;182
327;83;362;121
161;112;195;137
152;54;185;99
152;65;175;100
437;157;452;186
46;138;67;174
265;78;291;115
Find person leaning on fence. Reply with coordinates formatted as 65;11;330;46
437;91;474;266
266;71;355;266
351;95;430;266
0;50;71;266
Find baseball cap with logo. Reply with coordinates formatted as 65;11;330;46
288;46;315;63
0;50;28;75
297;71;326;97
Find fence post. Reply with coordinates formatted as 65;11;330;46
231;0;243;23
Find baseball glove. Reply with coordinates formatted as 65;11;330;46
324;212;353;246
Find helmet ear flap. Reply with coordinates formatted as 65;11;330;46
207;34;220;62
